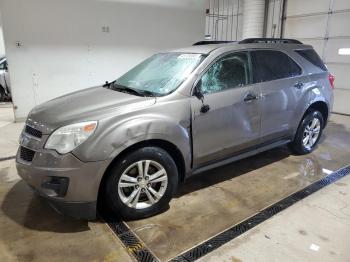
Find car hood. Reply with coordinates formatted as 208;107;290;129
28;86;156;133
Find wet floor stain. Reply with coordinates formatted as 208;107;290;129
318;235;329;242
231;256;242;262
298;230;308;236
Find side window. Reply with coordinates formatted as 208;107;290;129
252;50;302;83
201;52;251;94
295;49;327;71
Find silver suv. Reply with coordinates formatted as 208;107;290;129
16;38;334;220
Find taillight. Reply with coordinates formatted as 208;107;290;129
328;73;335;90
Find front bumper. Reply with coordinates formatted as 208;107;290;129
16;146;110;220
30;184;97;220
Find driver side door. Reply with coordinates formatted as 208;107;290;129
191;51;262;167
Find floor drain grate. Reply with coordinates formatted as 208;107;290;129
105;219;159;262
104;165;350;262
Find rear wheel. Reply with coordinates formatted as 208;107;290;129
289;110;324;155
104;147;178;220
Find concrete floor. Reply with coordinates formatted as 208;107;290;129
1;104;350;262
126;114;350;261
0;104;134;262
199;174;350;262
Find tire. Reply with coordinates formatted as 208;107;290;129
104;147;178;220
0;87;5;102
289;110;324;155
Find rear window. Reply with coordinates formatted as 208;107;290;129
251;50;302;83
295;49;327;71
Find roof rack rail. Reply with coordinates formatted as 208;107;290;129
193;40;235;46
239;38;302;44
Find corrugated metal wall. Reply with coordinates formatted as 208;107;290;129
265;0;284;38
205;0;243;41
205;0;266;41
242;0;265;39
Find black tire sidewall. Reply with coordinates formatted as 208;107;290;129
293;111;324;154
105;147;178;220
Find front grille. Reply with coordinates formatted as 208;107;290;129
20;147;35;162
25;125;42;139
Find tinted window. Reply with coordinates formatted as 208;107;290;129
295;49;327;71
252;50;302;83
201;52;251;94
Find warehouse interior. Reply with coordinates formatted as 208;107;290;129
0;0;350;261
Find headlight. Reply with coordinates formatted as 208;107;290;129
45;121;98;154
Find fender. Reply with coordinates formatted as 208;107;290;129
291;80;330;137
73;103;192;172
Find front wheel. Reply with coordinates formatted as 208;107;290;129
289;110;324;155
104;147;178;220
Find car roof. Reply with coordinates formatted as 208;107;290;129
170;42;313;55
171;43;235;54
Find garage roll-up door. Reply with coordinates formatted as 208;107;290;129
284;0;350;115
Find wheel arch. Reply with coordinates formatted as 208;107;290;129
303;101;329;127
97;139;186;205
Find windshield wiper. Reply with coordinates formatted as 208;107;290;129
103;80;115;88
110;84;146;97
109;83;157;97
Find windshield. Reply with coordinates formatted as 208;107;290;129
113;53;204;96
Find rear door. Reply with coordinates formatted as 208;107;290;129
251;49;307;143
191;51;262;167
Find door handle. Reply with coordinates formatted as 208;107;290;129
294;82;304;89
243;93;259;102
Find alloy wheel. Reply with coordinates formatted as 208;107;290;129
302;117;321;150
117;160;168;209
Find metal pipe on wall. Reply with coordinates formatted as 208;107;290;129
206;0;242;41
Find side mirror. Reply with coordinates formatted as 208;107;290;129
193;79;204;101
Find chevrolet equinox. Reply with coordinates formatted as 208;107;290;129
17;38;334;220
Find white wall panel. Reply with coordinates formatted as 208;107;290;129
333;0;350;11
324;39;350;64
0;13;5;57
284;16;328;39
326;63;350;91
333;89;350;114
286;0;329;16
0;0;205;120
328;12;350;37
